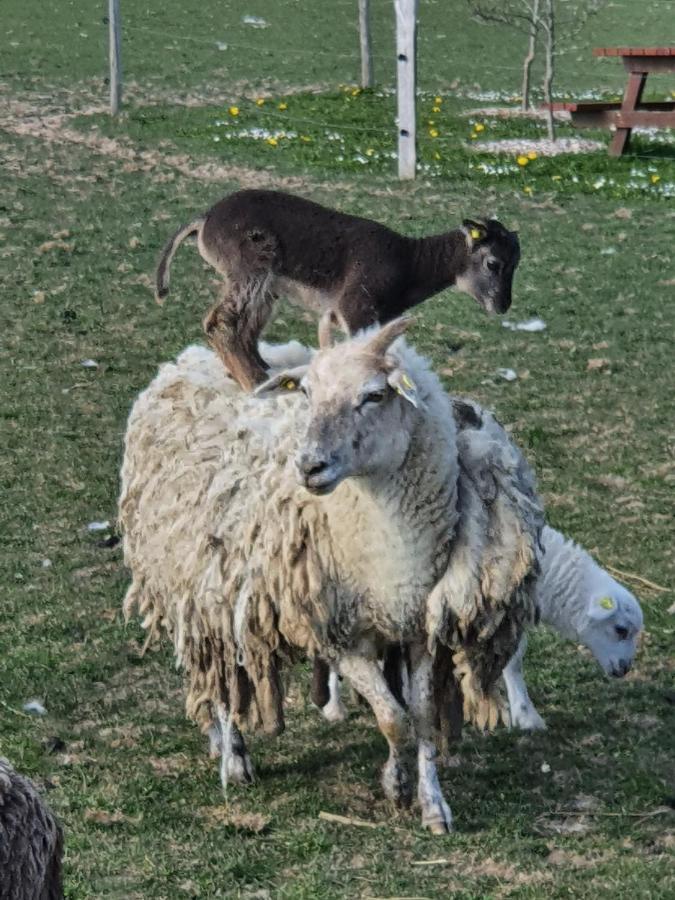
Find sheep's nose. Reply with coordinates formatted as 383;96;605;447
297;451;331;479
612;659;631;677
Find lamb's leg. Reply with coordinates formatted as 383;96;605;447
408;646;453;834
502;635;546;731
208;703;255;787
339;654;412;808
203;280;275;391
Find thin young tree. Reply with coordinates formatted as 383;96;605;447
468;0;607;138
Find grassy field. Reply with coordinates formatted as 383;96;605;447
1;1;674;898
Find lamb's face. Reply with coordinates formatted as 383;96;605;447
295;319;419;495
578;587;644;678
455;218;520;315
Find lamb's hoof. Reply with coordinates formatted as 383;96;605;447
321;700;348;723
422;799;454;835
382;760;412;809
511;706;547;732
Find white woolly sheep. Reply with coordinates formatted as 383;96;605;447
0;758;63;900
120;321;542;833
315;398;644;732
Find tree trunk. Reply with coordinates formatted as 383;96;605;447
521;0;539;112
542;0;555;140
358;0;373;88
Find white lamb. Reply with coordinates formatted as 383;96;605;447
503;525;643;730
120;320;542;833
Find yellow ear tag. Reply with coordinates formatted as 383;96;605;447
401;373;416;390
282;378;296;390
599;596;615;610
470;228;482;240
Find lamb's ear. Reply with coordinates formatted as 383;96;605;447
461;218;487;248
254;365;309;396
365;316;413;358
387;367;419;407
588;595;617;621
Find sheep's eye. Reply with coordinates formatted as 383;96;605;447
362;390;386;406
615;625;629;640
486;259;500;273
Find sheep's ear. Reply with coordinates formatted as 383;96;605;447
461;218;487;248
387;367;418;407
254;365;309;396
365;317;413;358
588;595;617;620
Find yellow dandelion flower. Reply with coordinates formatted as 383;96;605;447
434;96;442;104
651;174;661;184
351;87;361;96
300;135;312;143
228;106;240;117
434;151;441;160
278;102;288;110
551;175;562;181
523;185;533;195
517;155;529;166
470;132;478;140
255;98;265;107
475;123;485;132
266;137;278;146
365;148;375;156
429;128;439;138
432;106;441;114
527;150;537;160
428;119;435;125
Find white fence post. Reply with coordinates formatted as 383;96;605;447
395;0;418;180
358;0;374;88
109;0;122;115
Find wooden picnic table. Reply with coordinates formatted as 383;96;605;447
551;47;675;156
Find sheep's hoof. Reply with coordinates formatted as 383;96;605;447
422;799;454;835
321;699;348;723
382;759;412;809
226;752;255;785
511;705;547;732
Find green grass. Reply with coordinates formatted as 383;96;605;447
75;87;675;199
1;0;674;897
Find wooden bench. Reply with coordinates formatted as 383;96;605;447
546;47;675;156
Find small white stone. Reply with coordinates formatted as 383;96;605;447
497;368;518;382
541;762;551;773
80;359;98;369
87;520;110;532
23;700;47;716
41;559;52;568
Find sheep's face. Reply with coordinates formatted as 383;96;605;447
455;218;520;315
295;319;419;495
578;587;644;678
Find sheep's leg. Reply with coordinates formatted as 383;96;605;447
203;280;276;391
323;667;348;722
339;654;412;808
408;646;453;834
502;635;546;732
208;704;255;786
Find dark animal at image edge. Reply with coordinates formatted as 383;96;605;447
155;189;520;390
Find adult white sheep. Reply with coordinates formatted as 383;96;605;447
315;399;644;731
120;320;542;833
0;758;64;900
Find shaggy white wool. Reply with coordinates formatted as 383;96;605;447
120;338;541;740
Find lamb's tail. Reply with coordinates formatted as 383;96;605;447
155;216;205;304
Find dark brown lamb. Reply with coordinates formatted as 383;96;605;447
0;759;63;900
155;189;520;390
